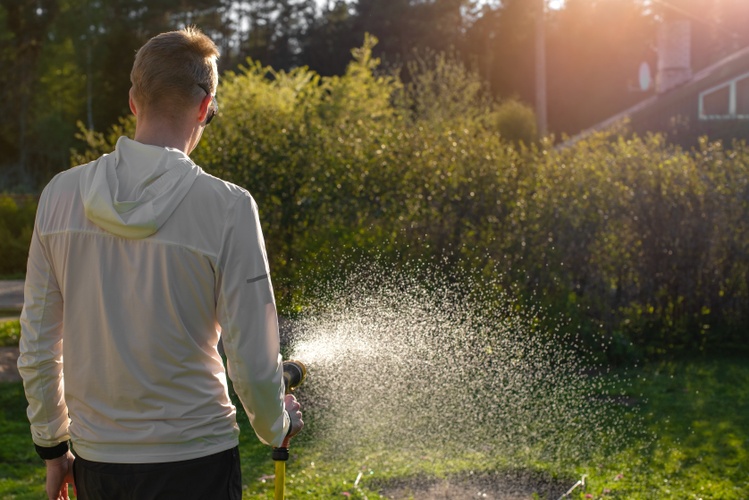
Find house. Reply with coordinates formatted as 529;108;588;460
567;20;749;148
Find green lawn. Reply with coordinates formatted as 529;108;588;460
1;357;747;499
576;357;749;499
0;319;20;347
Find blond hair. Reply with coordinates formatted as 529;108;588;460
130;26;219;120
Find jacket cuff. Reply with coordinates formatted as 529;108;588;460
35;441;69;460
285;412;293;438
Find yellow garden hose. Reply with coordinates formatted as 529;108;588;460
274;447;288;500
273;360;307;500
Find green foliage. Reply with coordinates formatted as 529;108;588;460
0;195;36;277
69;116;136;167
189;34;410;308
492;98;538;146
510;132;749;357
0;320;20;347
403;49;493;126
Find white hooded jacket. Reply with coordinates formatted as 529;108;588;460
18;136;289;463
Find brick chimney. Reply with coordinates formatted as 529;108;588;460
656;20;692;93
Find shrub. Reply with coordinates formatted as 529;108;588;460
0;319;20;347
0;195;36;277
492;98;538;146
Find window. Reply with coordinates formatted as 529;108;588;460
736;76;749;115
699;71;749;120
702;85;730;116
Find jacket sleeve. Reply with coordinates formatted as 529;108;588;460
215;192;289;448
17;203;70;453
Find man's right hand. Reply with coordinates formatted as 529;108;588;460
284;394;303;441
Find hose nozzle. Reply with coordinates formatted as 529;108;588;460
282;360;307;394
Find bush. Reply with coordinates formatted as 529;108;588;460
0;320;20;347
0;195;36;277
492;98;538;146
510;132;749;356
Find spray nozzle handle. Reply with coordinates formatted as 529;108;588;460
282;359;307;394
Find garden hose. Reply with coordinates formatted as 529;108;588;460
274;360;307;500
273;445;289;500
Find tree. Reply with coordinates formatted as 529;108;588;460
462;0;535;107
300;0;472;76
228;0;316;71
0;0;61;188
0;0;233;190
299;0;358;76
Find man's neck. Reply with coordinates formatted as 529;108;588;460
134;120;193;154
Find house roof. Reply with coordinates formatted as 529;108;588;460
561;43;749;146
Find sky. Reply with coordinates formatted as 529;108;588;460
313;1;567;11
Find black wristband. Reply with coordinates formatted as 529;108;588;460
35;441;69;460
286;417;293;437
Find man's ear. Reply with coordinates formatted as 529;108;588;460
198;93;212;123
128;88;138;116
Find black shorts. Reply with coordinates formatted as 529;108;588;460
72;446;242;500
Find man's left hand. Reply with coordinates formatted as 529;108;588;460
45;450;75;500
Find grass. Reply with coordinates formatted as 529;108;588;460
0;319;20;348
0;274;25;281
0;357;747;499
575;357;749;499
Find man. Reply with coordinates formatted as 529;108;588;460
18;26;302;500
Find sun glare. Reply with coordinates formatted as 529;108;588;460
315;0;567;11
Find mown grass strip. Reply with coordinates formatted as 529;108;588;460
0;358;747;499
0;320;20;348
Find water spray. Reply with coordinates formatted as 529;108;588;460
281;261;642;496
273;359;307;500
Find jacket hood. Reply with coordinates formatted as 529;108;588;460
80;136;201;239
